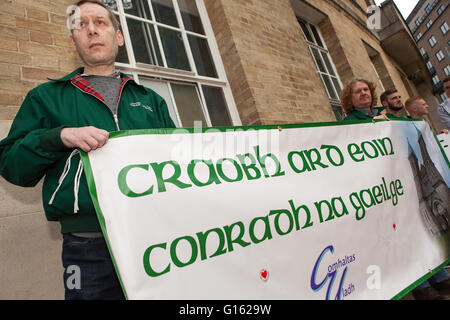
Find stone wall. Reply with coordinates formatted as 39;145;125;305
0;121;64;299
0;0;81;121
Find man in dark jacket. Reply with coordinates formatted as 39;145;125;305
0;0;175;300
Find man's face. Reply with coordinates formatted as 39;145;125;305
70;3;124;68
351;81;372;109
415;99;429;116
444;81;450;98
385;92;403;110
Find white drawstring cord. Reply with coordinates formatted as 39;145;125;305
48;149;83;214
73;159;84;214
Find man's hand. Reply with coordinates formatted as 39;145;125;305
60;126;109;152
373;114;390;121
440;129;449;134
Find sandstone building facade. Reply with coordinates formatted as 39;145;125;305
0;0;439;127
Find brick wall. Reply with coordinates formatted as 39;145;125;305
0;0;81;121
204;0;336;126
0;120;64;299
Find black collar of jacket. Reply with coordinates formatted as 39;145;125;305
351;106;386;119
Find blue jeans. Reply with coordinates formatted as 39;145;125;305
415;268;450;290
62;234;125;300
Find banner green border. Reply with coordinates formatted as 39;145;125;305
80;119;450;300
80;151;129;300
108;117;416;136
392;259;450;300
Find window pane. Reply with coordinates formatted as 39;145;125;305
310;24;324;48
202;86;231;126
171;83;206;127
159;26;190;70
311;48;326;73
321;74;338;100
114;18;129;63
152;0;179;27
123;0;152;20
127;17;163;66
298;20;314;43
441;22;449;34
188;35;217;78
178;0;204;34
331;76;341;95
116;43;129;63
444;65;450;76
321;51;336;76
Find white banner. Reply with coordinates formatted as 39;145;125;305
437;133;450;160
81;120;450;300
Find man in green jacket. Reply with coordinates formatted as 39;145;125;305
340;78;389;121
380;88;407;119
0;0;175;299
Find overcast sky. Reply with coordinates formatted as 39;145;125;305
374;0;420;19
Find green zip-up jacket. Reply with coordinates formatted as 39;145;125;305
385;113;407;120
343;106;386;121
0;67;175;233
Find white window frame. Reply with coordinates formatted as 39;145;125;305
432;75;439;85
428;35;437;47
297;18;344;117
110;0;241;127
426;20;433;29
416;32;422;40
441;22;449;35
444;65;450;76
436;50;445;61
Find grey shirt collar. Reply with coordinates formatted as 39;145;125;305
81;71;121;79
